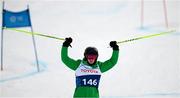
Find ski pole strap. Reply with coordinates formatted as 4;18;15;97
3;27;65;41
117;30;176;44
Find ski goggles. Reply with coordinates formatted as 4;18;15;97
86;55;97;60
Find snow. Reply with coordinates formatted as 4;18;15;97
0;0;180;98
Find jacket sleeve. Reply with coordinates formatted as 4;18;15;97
99;50;119;73
61;46;81;71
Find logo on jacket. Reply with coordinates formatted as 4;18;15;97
81;69;98;73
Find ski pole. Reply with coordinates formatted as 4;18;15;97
117;30;176;44
3;27;65;41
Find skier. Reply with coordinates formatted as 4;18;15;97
61;37;119;98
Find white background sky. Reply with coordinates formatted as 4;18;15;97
0;0;180;98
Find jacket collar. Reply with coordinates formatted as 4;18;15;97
82;60;98;68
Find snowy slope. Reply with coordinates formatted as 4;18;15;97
0;0;180;97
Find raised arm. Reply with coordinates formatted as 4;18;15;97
61;37;81;71
99;41;119;73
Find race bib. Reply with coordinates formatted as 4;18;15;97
76;75;101;88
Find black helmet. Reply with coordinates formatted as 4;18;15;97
84;47;98;57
